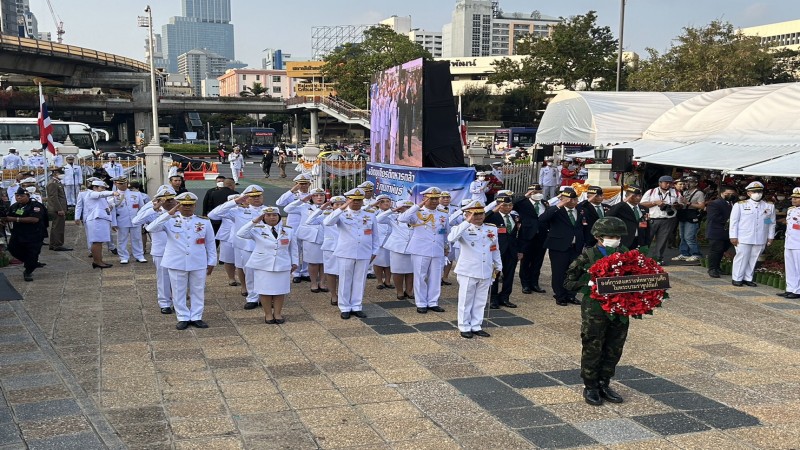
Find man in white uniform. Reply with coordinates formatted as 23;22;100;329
539;159;559;200
62;155;83;206
228;146;244;185
277;174;312;281
729;181;776;287
469;172;490;204
3;148;23;170
779;187;800;299
111;177;148;264
25;150;45;170
133;185;177;313
103;154;125;179
146;192;217;330
399;187;450;314
448;200;502;339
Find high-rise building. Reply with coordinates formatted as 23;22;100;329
0;0;38;38
159;0;235;73
448;0;494;57
261;48;310;70
409;29;443;57
36;31;50;41
742;20;800;51
182;0;231;23
178;48;229;96
380;15;412;34
490;11;558;55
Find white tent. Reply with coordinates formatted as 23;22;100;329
535;91;699;147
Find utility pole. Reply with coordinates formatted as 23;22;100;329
616;0;627;92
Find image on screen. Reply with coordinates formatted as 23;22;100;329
370;58;424;167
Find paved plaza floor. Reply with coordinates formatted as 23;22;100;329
1;172;800;449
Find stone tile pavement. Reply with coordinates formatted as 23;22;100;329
1;180;800;448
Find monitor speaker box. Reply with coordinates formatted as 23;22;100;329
611;148;634;172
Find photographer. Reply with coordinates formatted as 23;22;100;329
673;176;705;262
640;175;684;265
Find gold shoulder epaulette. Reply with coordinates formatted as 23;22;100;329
737;200;747;204
198;215;208;219
485;223;497;227
284;225;292;228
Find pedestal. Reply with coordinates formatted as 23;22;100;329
143;142;165;196
300;144;322;190
585;163;616;188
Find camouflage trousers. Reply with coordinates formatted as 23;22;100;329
580;298;630;388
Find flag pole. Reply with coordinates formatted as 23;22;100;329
39;83;49;193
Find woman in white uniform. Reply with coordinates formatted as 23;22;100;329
307;196;345;305
85;179;116;269
285;188;327;292
377;199;414;300
216;194;240;286
372;195;394;290
237;206;298;324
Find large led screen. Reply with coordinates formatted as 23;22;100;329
370;58;423;167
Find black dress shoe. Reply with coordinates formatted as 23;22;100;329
460;331;473;339
191;320;209;329
23;271;33;282
599;381;624;403
441;280;452;286
416;307;428;314
160;307;173;314
176;321;190;330
110;249;118;255
521;287;532;294
500;301;517;308
243;302;259;310
51;247;72;251
556;299;569;306
340;311;351;320
785;293;800;299
301;276;312;282
292;277;302;283
352;311;367;318
583;388;603;406
405;292;415;300
567;297;581;305
427;306;445;312
366;273;376;279
743;281;758;287
489;303;500;309
777;292;789;297
36;262;46;268
473;330;491;337
708;270;721;278
531;286;546;293
732;280;743;287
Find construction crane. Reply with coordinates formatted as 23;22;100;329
45;0;65;43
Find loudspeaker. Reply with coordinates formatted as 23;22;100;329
534;146;553;162
611;148;634;172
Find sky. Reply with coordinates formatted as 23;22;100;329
27;0;800;67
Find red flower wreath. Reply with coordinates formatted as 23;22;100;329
587;249;667;319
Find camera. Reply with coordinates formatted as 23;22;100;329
659;204;677;218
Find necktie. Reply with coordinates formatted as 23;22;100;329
567;209;576;225
504;214;513;232
596;205;604;218
633;206;641;221
271;226;278;238
534;203;539;216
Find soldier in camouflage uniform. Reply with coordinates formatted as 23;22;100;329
565;217;630;406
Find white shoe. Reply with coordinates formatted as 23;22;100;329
136;259;148;263
120;260;129;264
686;255;700;262
671;255;688;261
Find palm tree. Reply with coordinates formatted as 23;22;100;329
240;82;268;97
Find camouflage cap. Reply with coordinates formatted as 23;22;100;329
591;217;628;237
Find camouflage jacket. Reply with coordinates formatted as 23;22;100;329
564;245;630;293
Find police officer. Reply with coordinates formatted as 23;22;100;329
111;176;148;264
540;188;585;306
323;188;379;319
4;188;46;281
133;185;178;314
399;187;450;314
448;200;502;339
780;187;800;299
730;181;776;287
565;217;631;406
146;192;217;330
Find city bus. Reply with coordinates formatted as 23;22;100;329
0;118;98;158
493;127;537;154
218;127;277;156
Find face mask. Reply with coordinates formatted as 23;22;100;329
531;194;544;201
216;182;224;188
749;193;763;202
602;238;621;248
477;177;485;181
26;186;36;193
776;195;785;201
723;195;737;202
57;175;64;180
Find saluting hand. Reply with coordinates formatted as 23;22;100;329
168;203;180;216
290;182;302;193
234;195;247;205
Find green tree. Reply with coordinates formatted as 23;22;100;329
240;82;268;97
488;11;617;91
322;25;432;108
626;21;788;92
459;85;501;122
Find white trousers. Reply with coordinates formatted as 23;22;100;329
732;243;765;282
168;268;206;321
457;274;491;332
292;243;309;277
786;249;800;294
230;165;241;184
153;256;172;308
64;184;79;206
338;258;368;312
412;255;444;308
116;226;144;260
238;249;258;304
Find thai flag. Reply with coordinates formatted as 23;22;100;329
38;83;56;156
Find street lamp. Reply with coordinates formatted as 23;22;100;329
615;0;627;92
138;6;159;144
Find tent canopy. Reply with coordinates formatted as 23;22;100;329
535;91;698;147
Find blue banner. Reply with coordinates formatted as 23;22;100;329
367;163;476;206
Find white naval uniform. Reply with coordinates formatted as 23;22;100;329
74;189;91;252
448;221;502;332
26;155;45;169
113;189;148;262
85;190;115;243
132;203;172;308
208;200;259;305
377;210;413;274
276;190;311;277
285;200;325;264
729;199;776;282
237;222;299;295
323;207;379;313
146;212;217;322
103;162;125;179
6;184;20;204
307;209;339;275
215;215;236;264
62;163;84;206
372;209;392;267
538;165;559;199
785;206;800;294
469;180;489;203
398;205;450;308
2;154;22;170
228;153;244;184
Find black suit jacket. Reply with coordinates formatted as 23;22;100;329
539;206;586;251
484;211;521;255
577;200;609;247
705;198;733;240
513;198;547;242
607;202;649;249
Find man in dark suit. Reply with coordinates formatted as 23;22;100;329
705;185;737;278
577;186;609;248
514;184;548;294
485;194;520;309
607;186;649;250
203;177;238;236
539;189;585;306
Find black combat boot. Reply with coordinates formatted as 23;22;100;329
598;380;624;403
583;386;603;406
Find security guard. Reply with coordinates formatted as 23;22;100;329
5;188;46;281
564;217;630;406
112;176;148;264
323;188;379;319
277;173;312;282
448;200;502;339
133;185;178;314
398;187;450;314
730;181;776;287
780;188;800;299
146;192;217;330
